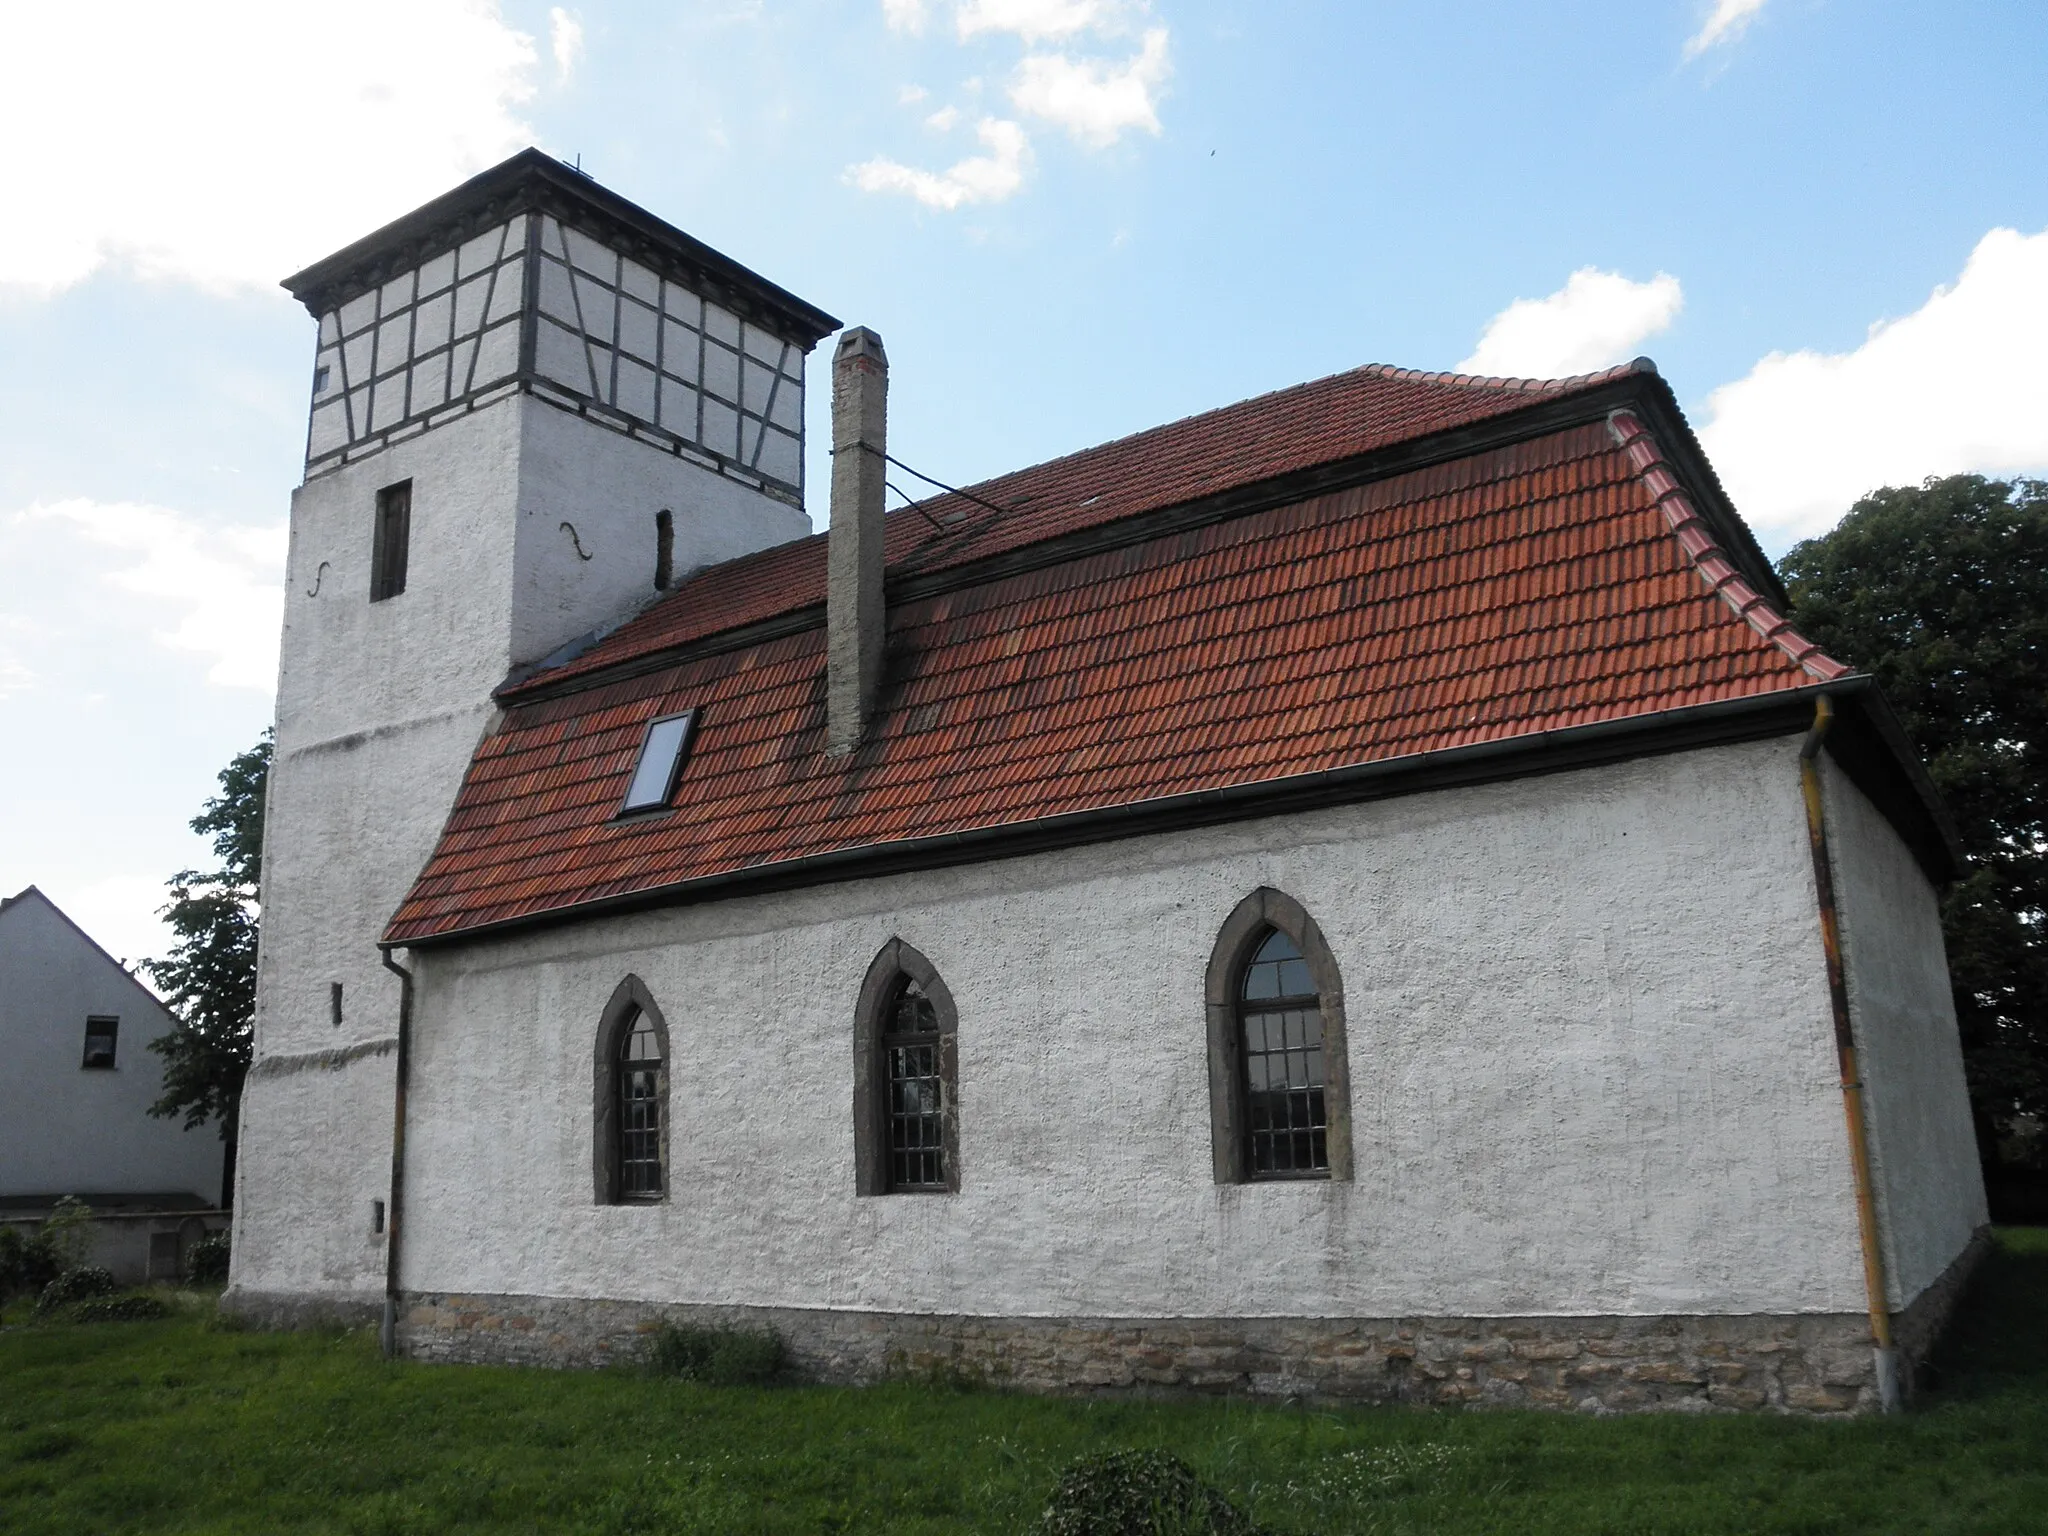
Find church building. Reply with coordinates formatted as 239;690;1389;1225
228;150;1988;1415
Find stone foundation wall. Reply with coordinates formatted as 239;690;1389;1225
1894;1222;1993;1390
235;1225;1991;1417
398;1293;1888;1414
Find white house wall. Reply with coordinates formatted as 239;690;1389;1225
0;892;223;1204
1823;757;1989;1307
397;736;1890;1323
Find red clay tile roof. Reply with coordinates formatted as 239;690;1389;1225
386;366;1845;946
523;360;1661;687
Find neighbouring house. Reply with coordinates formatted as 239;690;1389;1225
0;886;228;1283
227;150;1987;1415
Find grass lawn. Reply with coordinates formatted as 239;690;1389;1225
3;1229;2045;1535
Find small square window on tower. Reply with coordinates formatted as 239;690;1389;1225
82;1015;118;1069
620;710;698;814
371;480;412;602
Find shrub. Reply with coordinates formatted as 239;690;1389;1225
1038;1449;1262;1536
186;1231;231;1285
35;1266;119;1316
0;1226;62;1308
648;1321;784;1385
68;1294;171;1323
39;1197;95;1271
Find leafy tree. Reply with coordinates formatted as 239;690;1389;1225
1777;475;2048;1174
142;731;271;1208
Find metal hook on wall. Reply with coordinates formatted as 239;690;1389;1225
560;521;593;561
305;560;330;597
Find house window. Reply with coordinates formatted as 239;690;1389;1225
617;1009;665;1199
82;1015;118;1069
1204;889;1355;1184
854;939;959;1195
619;710;698;814
593;977;669;1204
1238;929;1327;1177
371;480;412;601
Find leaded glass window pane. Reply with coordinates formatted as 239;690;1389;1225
617;1009;663;1199
1239;929;1328;1177
883;979;945;1189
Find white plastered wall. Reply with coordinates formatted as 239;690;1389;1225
236;384;813;1303
0;891;224;1204
508;397;810;670
1823;757;1988;1306
395;736;1883;1322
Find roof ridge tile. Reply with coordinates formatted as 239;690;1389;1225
1604;409;1848;684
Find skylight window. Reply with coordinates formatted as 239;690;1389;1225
620;710;697;813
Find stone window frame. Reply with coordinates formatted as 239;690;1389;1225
852;938;961;1196
1205;888;1355;1184
592;975;671;1205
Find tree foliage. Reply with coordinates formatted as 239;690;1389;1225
142;732;271;1144
1778;475;2048;1161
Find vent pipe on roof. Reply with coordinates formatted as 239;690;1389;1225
827;327;888;756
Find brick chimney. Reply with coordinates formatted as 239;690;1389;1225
827;327;888;756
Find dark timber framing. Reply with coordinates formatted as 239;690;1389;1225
852;939;960;1196
592;975;670;1205
1206;890;1354;1184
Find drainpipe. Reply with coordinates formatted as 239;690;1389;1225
1800;697;1900;1412
378;947;415;1361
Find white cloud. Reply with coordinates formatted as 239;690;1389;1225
1685;0;1767;59
1009;27;1169;148
847;117;1032;209
884;0;931;32
1457;268;1683;379
926;105;963;132
19;501;286;691
899;83;931;104
0;655;29;700
956;0;1106;43
0;0;539;297
1699;226;2048;549
549;7;584;79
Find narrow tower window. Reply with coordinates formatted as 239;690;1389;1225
82;1015;119;1069
371;480;412;602
655;508;674;590
330;982;344;1027
620;710;697;813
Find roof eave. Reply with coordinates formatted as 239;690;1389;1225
280;147;840;344
387;680;1940;952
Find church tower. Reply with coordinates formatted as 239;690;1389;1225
231;152;838;1319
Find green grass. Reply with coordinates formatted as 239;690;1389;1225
3;1229;2046;1535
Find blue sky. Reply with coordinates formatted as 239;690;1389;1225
3;0;2045;966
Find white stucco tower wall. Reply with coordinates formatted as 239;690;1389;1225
230;153;836;1321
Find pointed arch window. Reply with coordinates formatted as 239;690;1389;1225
1238;928;1327;1177
617;1010;664;1199
854;940;960;1195
1205;889;1354;1184
593;977;670;1204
